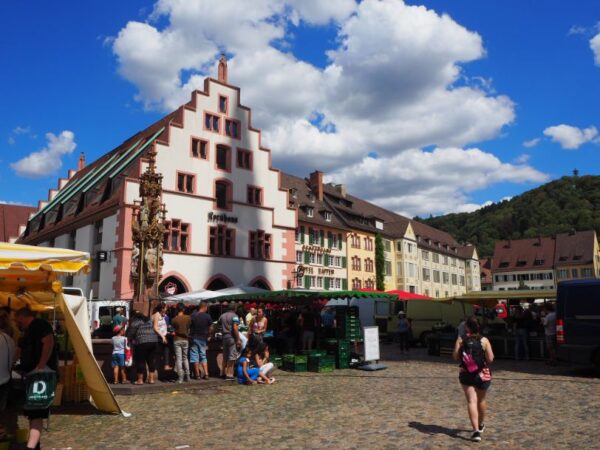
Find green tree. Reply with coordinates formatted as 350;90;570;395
375;233;385;291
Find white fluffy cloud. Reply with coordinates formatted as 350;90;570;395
522;138;540;148
111;0;546;215
11;131;77;178
326;148;548;217
543;124;598;150
591;31;600;66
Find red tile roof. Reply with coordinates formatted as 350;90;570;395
554;230;598;266
491;237;556;273
479;258;493;285
0;204;36;242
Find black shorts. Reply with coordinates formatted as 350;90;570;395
24;407;50;420
459;372;491;391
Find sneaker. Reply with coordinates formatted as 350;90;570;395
479;423;486;433
471;431;481;442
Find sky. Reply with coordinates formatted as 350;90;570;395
1;0;599;218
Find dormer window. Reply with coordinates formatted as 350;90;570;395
289;188;297;199
533;259;544;266
375;220;384;230
516;260;526;267
307;192;315;203
324;211;332;222
499;262;509;268
306;207;314;218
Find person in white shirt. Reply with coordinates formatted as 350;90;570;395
0;309;16;439
542;304;557;365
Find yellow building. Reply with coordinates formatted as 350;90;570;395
346;231;377;290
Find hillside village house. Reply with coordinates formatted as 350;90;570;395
490;230;600;291
18;57;297;299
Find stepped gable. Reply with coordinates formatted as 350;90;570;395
280;173;348;230
492;237;556;273
554;230;597;266
0;204;36;242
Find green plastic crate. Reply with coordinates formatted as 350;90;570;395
302;349;327;357
308;355;336;372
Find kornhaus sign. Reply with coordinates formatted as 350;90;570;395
207;212;238;224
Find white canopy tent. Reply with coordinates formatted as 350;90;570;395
164;285;268;304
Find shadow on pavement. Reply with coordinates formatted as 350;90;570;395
408;421;471;441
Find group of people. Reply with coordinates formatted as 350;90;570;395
0;307;58;450
509;303;557;364
110;301;276;386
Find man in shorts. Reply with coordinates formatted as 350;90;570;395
218;303;241;380
15;308;58;450
190;302;213;379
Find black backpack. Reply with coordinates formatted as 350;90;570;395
461;335;486;373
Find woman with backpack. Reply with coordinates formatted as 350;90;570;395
452;317;494;443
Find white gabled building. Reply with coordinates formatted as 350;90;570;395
19;57;297;299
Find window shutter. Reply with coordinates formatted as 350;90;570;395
342;257;347;268
304;276;310;289
300;226;305;243
304;252;310;264
324;277;330;290
309;228;314;244
342;279;348;290
320;230;324;246
338;234;342;249
324;255;329;267
327;232;333;248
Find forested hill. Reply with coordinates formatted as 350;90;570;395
417;175;600;258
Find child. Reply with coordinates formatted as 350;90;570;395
112;326;129;384
236;347;272;385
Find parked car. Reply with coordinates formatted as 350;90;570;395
556;279;600;373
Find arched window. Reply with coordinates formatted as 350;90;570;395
215;180;231;210
206;277;232;291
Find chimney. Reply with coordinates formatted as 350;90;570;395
309;171;324;201
218;54;228;83
78;152;86;170
335;184;347;198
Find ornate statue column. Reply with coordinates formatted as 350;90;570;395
131;148;167;314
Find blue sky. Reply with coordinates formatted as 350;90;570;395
1;0;598;216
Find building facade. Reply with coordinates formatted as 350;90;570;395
491;237;558;291
281;172;348;291
490;230;600;291
19;58;297;299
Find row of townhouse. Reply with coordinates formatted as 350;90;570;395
16;57;480;300
480;230;600;291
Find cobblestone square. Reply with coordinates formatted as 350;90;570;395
34;349;600;449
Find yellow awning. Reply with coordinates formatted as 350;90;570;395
0;242;90;274
435;289;557;307
0;243;124;415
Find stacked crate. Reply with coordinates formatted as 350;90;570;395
282;354;308;372
336;307;361;341
59;362;89;403
270;355;283;369
324;338;351;369
307;354;335;373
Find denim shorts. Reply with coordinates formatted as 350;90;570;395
190;338;208;363
111;353;126;367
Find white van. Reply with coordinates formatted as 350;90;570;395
89;300;131;336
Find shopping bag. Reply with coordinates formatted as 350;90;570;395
24;369;57;410
125;347;133;367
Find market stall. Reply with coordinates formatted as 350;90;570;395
430;289;557;359
0;243;124;415
207;289;398;373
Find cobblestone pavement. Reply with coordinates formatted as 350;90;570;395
26;348;600;449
